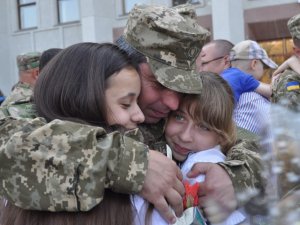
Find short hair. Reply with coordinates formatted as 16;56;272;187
34;42;138;127
39;48;62;71
180;71;236;153
207;39;234;56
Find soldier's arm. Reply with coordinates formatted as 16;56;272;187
0;116;148;211
217;139;267;207
0;116;184;223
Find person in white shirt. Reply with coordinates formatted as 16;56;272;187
165;72;245;225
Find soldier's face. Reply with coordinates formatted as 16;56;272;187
105;67;145;129
137;63;182;124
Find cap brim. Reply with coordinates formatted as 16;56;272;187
261;58;278;69
147;57;202;94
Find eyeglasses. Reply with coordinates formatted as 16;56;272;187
200;56;225;66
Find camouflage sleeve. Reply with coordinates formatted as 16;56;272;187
0;117;149;211
217;139;267;208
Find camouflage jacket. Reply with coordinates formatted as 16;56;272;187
0;117;148;211
0;99;265;210
1;82;32;107
0;82;36;119
272;69;300;111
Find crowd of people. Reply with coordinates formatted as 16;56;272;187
0;3;299;225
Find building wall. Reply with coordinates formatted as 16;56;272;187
0;0;299;95
0;0;10;95
0;0;82;95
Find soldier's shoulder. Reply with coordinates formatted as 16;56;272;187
0;101;36;119
1;83;33;107
272;69;300;111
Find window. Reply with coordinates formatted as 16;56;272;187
173;0;205;6
57;0;80;24
259;38;294;83
173;0;189;6
17;0;37;30
121;0;148;15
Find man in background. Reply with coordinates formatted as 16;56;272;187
1;52;40;107
196;39;233;74
0;52;40;118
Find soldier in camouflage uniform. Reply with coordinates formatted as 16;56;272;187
0;4;265;224
0;52;40;119
272;13;300;111
270;13;300;224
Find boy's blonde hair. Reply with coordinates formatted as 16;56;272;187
181;71;237;153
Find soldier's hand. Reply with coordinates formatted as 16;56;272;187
140;150;185;224
187;162;237;223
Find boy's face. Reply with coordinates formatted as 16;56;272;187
165;104;221;162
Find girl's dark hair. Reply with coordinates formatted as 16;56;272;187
0;190;133;225
19;42;140;225
34;42;138;127
182;71;237;153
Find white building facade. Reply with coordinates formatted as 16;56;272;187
0;0;299;95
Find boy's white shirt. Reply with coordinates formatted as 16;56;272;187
131;145;245;225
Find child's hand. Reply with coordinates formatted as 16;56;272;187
183;181;200;209
273;55;300;77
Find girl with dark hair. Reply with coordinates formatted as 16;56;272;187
0;42;162;225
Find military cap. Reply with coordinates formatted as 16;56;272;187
230;40;278;69
123;4;211;94
17;52;41;71
287;13;300;40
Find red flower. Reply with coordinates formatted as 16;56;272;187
183;180;200;209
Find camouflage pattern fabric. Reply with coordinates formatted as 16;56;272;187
16;52;41;71
236;126;259;143
0;117;148;211
124;4;210;94
287;13;300;40
218;139;267;211
271;69;300;112
0;82;36;119
138;120;167;154
1;82;33;107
